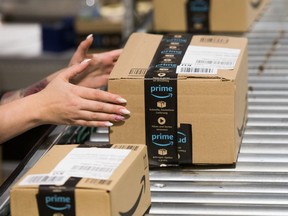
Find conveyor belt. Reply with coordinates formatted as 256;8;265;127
145;1;288;215
1;1;288;215
86;1;288;215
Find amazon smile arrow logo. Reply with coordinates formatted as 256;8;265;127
46;204;71;211
151;92;173;99
119;175;146;216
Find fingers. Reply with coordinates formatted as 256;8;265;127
77;110;127;124
91;48;123;67
62;59;91;81
69;34;94;65
69;86;130;125
76;86;127;105
72;119;115;128
80;98;130;117
63;99;129;128
107;49;123;62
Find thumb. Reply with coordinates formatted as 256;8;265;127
62;59;91;81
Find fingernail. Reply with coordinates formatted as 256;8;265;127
117;98;127;103
105;121;113;127
120;108;131;115
81;59;91;64
86;34;93;40
114;115;126;121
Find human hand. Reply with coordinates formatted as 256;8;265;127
0;35;122;105
69;34;122;89
35;59;129;127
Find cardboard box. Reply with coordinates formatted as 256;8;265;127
75;18;123;50
10;144;151;216
75;1;153;50
152;0;269;33
108;32;248;166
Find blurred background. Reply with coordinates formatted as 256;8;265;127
0;0;153;182
0;0;152;92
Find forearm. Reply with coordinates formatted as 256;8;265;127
0;76;52;105
0;94;43;144
0;90;22;104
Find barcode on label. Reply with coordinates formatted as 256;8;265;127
200;37;229;44
176;66;217;74
84;178;112;185
71;165;113;173
129;68;147;75
196;59;234;66
19;174;68;186
114;145;139;151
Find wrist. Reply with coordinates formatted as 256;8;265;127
22;93;46;127
21;79;49;97
0;90;22;105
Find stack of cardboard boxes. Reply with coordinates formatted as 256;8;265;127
152;0;269;33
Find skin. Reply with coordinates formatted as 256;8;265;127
0;35;128;144
1;34;122;103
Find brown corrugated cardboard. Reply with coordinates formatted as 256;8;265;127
108;32;248;166
152;0;269;33
75;18;122;50
10;144;151;216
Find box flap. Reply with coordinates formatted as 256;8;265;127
109;33;162;80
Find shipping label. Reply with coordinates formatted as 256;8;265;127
49;148;131;180
176;45;241;74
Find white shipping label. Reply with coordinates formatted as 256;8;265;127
49;148;131;180
176;45;241;74
19;174;70;186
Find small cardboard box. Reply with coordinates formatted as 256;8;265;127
108;32;248;166
152;0;269;33
10;144;151;216
75;18;123;50
75;1;153;50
